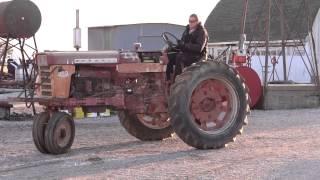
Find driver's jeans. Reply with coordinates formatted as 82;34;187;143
166;52;200;81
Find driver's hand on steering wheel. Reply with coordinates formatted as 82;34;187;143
167;41;174;47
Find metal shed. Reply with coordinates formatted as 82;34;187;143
88;23;185;51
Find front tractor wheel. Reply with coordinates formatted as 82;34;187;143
118;111;173;141
32;112;50;154
44;112;75;155
169;61;250;149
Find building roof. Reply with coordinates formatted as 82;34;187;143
88;23;184;29
205;0;320;43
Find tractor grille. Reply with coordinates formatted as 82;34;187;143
39;66;52;97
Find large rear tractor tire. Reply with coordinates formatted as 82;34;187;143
169;61;250;149
118;111;173;141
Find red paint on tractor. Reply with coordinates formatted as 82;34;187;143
235;66;262;108
190;79;233;132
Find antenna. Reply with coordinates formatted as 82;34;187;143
73;9;81;51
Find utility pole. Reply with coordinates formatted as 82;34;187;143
239;0;249;54
279;0;288;81
264;0;271;87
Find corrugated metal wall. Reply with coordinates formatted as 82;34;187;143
313;9;320;71
88;23;185;51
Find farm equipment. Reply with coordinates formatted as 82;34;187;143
13;33;249;155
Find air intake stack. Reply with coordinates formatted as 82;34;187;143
73;9;81;51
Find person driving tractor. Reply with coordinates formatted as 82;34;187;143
166;14;209;82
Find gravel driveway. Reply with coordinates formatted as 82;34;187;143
0;108;320;180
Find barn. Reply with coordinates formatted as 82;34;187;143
205;0;320;83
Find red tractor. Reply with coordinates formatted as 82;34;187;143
15;33;250;155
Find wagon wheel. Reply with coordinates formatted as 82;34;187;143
118;111;173;141
44;112;75;155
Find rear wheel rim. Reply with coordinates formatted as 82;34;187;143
136;113;170;130
190;77;239;135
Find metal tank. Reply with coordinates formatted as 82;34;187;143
0;0;41;38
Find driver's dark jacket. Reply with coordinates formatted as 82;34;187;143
166;23;208;81
180;23;208;63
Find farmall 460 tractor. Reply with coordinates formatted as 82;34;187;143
21;32;249;155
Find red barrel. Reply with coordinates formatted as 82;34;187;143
0;0;41;38
236;66;262;108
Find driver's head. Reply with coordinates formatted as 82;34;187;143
189;14;199;30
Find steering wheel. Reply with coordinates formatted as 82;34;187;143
162;32;179;49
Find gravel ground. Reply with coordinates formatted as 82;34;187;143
0;108;320;180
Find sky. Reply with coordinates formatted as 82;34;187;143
15;0;219;51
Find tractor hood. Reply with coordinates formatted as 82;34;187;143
37;51;140;66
